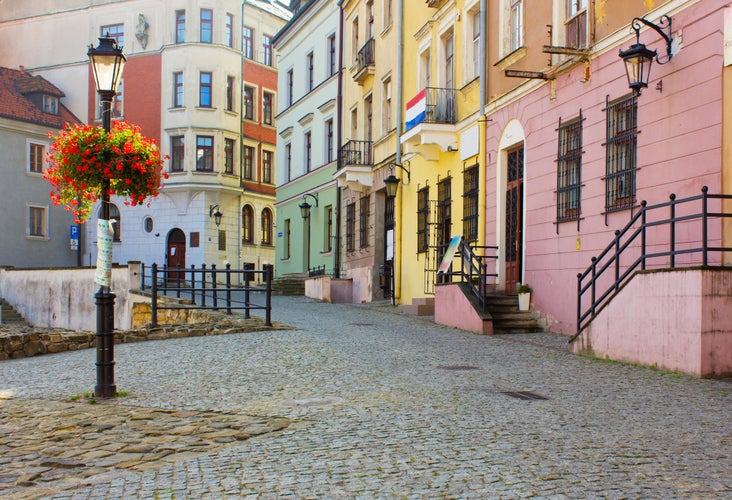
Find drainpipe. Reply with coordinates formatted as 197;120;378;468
479;0;487;249
335;1;345;279
239;1;246;271
393;0;404;302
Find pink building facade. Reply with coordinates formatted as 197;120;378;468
483;0;730;339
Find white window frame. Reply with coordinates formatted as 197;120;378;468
27;139;48;175
27;204;48;240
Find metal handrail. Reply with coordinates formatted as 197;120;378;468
576;187;732;335
437;240;498;312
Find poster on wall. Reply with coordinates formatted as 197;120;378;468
437;235;462;274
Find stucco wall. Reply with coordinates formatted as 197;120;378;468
435;284;492;335
0;263;144;331
572;268;732;378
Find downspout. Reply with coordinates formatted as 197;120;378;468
239;0;246;272
478;0;487;249
335;1;345;279
393;0;404;302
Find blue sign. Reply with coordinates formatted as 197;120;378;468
70;225;79;240
277;231;283;237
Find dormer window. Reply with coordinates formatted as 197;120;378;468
43;95;59;115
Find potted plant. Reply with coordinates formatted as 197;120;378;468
516;283;532;311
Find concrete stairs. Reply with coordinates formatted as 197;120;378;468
271;273;306;296
485;294;544;333
0;298;25;323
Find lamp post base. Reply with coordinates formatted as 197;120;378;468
94;287;116;398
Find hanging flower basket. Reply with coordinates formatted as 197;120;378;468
44;121;169;223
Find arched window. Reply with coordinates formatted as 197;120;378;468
242;205;254;244
261;208;272;245
99;203;121;242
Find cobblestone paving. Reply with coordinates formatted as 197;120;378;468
0;296;730;498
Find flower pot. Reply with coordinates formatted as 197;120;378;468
518;292;531;311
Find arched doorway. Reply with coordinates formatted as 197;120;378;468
166;228;186;280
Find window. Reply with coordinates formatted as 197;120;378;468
359;195;369;248
367;0;374;37
463;162;479;243
261;208;273;245
510;0;523;52
28;206;46;237
384;0;393;28
284;143;291;183
218;230;226;251
566;0;587;48
43;95;59;115
328;35;337;76
472;10;481;79
144;217;154;233
173;72;184;107
224;138;235;174
109;204;121;242
199;72;212;107
420;49;431;88
352;17;359;62
111;80;123;118
444;31;454;89
382;77;392;133
325;119;334;163
284;219;291;259
175;10;185;43
244;85;254;120
226;76;235;112
605;94;637;212
557;114;583;222
29;143;44;173
287;69;294;106
417;187;429;253
262;91;273;125
242;205;254;244
170;135;184;172
437;177;451;247
225;13;233;47
200;9;212;43
262;150;273;183
196;136;214;171
243;145;254;180
101;24;124;46
243;26;253;58
304;131;312;172
346;202;356;252
307;52;314;91
262;34;273;66
324;205;333;252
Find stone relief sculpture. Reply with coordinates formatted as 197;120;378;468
135;13;149;49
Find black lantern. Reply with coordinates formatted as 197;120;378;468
299;201;311;219
384;174;400;199
88;36;126;95
619;16;673;95
209;204;223;226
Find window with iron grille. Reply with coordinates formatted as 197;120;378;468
417;186;429;253
604;94;637;212
556;113;583;223
346;202;356;252
462;162;479;242
437;177;452;247
359;195;369;248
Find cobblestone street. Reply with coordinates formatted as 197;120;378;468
0;296;730;498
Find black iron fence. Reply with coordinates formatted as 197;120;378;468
139;263;273;327
437;239;499;313
576;187;732;334
338;139;373;168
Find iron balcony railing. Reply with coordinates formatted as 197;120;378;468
355;38;375;74
407;87;458;130
338;139;373;168
575;187;732;336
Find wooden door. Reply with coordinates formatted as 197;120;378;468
166;228;186;281
505;146;524;294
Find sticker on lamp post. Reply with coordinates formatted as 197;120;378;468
94;219;114;287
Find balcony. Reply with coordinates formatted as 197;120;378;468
334;139;373;192
401;87;458;161
353;38;375;84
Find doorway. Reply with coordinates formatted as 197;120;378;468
166;228;186;280
505;146;524;294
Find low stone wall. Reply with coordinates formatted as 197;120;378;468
0;303;290;361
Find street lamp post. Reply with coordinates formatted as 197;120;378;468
88;36;126;398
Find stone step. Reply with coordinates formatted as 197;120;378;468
483;294;544;334
0;298;25;323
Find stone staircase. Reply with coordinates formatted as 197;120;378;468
485;294;544;334
271;273;306;296
0;298;25;324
